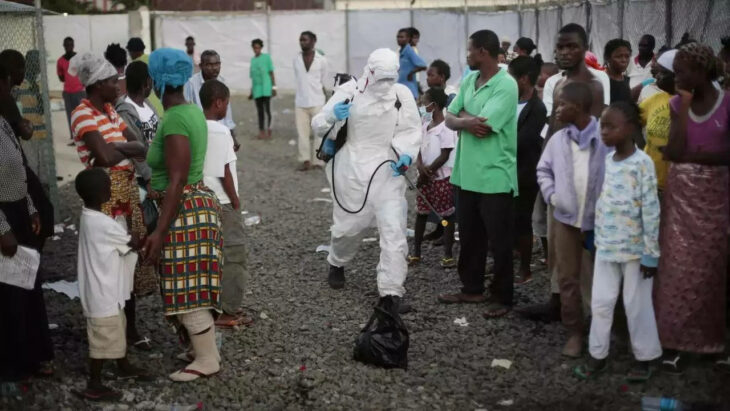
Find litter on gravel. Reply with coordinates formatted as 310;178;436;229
320;188;330;193
491;359;512;369
308;198;333;203
42;280;80;300
453;317;469;327
362;237;377;243
244;215;261;226
498;399;514;406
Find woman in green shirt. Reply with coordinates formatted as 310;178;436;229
142;48;222;382
249;38;276;139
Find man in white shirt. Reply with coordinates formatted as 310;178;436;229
294;31;328;171
626;35;656;89
184;50;239;151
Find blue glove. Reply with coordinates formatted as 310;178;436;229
333;101;352;121
391;154;412;177
641;78;656;87
323;138;336;156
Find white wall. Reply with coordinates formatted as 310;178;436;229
44;14;130;92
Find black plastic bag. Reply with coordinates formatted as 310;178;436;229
353;297;409;369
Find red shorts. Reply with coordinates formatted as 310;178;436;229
417;177;455;217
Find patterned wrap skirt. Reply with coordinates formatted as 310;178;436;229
416;177;456;217
101;169;158;296
158;182;223;316
654;163;729;353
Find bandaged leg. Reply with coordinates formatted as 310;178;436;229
170;309;220;382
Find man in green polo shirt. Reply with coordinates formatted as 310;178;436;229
437;29;518;318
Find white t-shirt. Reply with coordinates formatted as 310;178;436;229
77;208;137;318
627;56;654;89
543;66;611;115
420;120;457;180
517;101;528;118
203;120;238;205
125;97;158;144
571;141;590;229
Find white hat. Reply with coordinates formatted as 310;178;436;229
367;48;399;81
657;49;677;72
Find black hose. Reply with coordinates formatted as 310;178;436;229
330;151;396;214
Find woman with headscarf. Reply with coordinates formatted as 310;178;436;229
655;42;730;374
0;64;54;385
141;48;222;382
68;52;156;352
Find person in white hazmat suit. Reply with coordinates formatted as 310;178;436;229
311;48;422;310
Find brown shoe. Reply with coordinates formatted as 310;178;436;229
437;293;487;304
562;333;583;358
297;161;311;171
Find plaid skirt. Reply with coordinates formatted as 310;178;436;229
101;169;158;296
158;183;223;316
417;177;455;216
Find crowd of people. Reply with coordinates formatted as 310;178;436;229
0;17;729;402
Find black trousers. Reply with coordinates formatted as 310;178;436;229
255;96;271;131
456;188;515;305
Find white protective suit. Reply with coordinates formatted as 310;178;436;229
311;49;422;297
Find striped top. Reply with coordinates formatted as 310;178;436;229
71;99;132;171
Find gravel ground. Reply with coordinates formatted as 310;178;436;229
4;95;727;410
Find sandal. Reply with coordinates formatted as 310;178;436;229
625;361;653;383
407;255;421;266
73;386;123;402
176;351;195;363
169;368;218;382
131;336;152;351
214;317;242;329
482;302;510;319
660;352;687;375
440;257;456;268
574;357;607;380
36;361;55;377
514;274;533;285
238;314;254;327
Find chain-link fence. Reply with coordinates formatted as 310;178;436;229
0;1;58;218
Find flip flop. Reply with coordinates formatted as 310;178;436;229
440;257;456;268
514;275;533;285
625;364;653;383
73;386;123;402
407;255;421;266
176;351;195;363
237;314;254;327
169;368;219;382
482;303;510;319
574;361;607;380
215;316;244;329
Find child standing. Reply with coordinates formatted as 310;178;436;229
409;88;457;268
200;80;250;329
75;168;151;401
574;101;662;381
536;82;611;357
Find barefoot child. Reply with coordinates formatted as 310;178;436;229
574;101;662;381
409;88;457;268
75;168;151;401
200;79;250;329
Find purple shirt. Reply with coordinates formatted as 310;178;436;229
669;91;730;154
537;117;612;231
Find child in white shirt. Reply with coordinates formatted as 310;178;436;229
75;168;151;401
200;79;250;329
409;88;457;268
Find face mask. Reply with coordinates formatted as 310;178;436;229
366;79;394;97
419;103;434;123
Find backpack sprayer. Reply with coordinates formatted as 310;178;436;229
315;73;449;228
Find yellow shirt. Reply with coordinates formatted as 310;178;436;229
640;91;671;191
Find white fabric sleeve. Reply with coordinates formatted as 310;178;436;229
439;127;457;149
391;85;423;159
311;79;356;139
107;218;133;255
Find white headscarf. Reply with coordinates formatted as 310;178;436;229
68;52;118;87
657;49;677;73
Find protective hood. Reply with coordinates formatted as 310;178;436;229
358;48;399;102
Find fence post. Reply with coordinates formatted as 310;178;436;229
617;0;624;38
345;4;350;74
700;0;714;43
664;0;672;47
585;0;592;51
34;0;59;221
517;0;523;37
535;0;540;48
464;0;469;41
